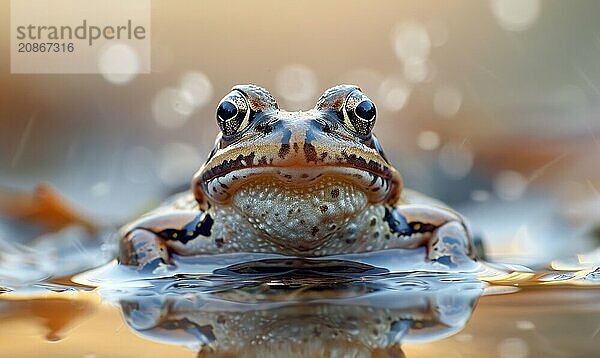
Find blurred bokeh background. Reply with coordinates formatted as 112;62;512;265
1;0;599;264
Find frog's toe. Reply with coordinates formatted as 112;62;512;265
427;221;472;266
118;229;171;270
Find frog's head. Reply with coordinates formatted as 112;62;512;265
192;85;402;250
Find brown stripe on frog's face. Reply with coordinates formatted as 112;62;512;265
192;84;402;206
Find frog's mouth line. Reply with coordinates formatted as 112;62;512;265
197;164;400;205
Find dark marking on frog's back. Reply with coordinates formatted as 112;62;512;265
278;144;290;159
303;142;318;162
303;128;319;163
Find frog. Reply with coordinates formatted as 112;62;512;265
118;84;474;269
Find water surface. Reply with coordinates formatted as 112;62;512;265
1;237;599;357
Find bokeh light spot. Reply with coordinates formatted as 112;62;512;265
438;142;474;179
392;21;431;63
90;181;111;197
403;59;430;84
426;20;449;47
494;170;528;200
498;337;529;358
180;72;213;108
434;85;463;117
157;142;202;187
470;190;491;202
454;333;473;343
275;64;318;106
491;0;541;32
378;77;411;111
123;146;155;184
417;130;440;151
98;43;140;85
152;87;195;128
516;320;535;330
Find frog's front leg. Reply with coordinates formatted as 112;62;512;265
385;204;474;265
119;228;171;269
118;210;214;269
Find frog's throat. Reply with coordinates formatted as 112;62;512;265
212;175;379;253
193;165;401;207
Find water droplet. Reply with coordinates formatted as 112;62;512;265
392;22;431;62
157;142;201;186
152;88;195;128
417;130;440;151
434;85;462;117
180;72;213;108
275;64;318;106
438;142;474;179
494;170;528;200
98;43;139;84
491;0;541;32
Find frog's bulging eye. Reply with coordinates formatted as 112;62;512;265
217;101;238;121
342;90;377;136
355;100;376;121
216;91;250;137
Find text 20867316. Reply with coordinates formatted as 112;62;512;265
17;42;74;53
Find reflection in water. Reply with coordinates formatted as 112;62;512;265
71;251;598;357
0;292;98;341
106;266;483;356
0;246;598;357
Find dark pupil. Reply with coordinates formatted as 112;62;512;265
217;101;238;120
355;100;376;121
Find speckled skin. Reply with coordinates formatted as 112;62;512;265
118;85;474;268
